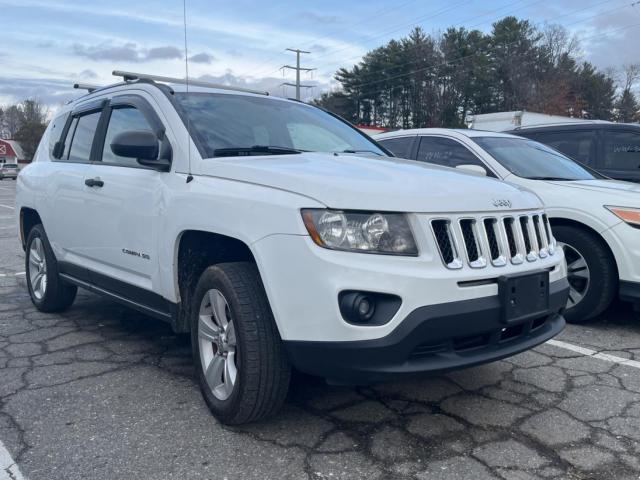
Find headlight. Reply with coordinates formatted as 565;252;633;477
301;209;418;255
605;206;640;228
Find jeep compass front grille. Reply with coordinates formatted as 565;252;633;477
430;212;555;269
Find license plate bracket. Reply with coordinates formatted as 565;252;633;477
499;270;549;325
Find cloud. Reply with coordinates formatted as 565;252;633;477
579;7;640;70
146;46;183;61
197;72;327;101
307;43;330;54
77;69;98;79
298;11;343;24
188;52;216;64
0;76;78;109
72;42;184;63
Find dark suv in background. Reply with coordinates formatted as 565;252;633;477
509;123;640;183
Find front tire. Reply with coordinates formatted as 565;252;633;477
25;224;77;312
554;225;617;324
190;262;291;425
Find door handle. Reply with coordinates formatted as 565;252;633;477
84;178;104;188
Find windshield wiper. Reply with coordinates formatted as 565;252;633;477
340;149;383;156
525;176;574;181
213;145;303;157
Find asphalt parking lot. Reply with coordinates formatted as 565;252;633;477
1;180;640;480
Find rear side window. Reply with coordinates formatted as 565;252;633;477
101;106;157;167
602;131;640;170
66;111;101;162
378;137;414;158
48;112;70;157
528;131;595;165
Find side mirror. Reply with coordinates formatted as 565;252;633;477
111;130;169;170
456;164;487;176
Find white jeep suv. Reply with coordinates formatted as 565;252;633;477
376;129;640;323
16;72;568;424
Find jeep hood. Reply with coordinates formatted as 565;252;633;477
198;152;542;213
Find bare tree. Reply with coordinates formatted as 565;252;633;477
615;63;640;122
542;24;580;65
2;105;24;139
620;63;640;93
14;99;49;160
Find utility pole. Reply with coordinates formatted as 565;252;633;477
281;48;315;100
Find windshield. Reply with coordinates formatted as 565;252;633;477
173;92;385;158
472;136;600;181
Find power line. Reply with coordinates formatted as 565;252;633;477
311;0;617;80
309;0;530;71
280;48;316;100
234;0;422;78
344;19;640;101
337;0;634;93
250;0;474;79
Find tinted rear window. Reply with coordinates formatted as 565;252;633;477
602;130;640;170
525;130;596;165
67;111;101;162
379;137;414;158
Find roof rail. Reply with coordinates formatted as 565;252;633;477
112;70;269;96
513;119;612;130
73;83;102;93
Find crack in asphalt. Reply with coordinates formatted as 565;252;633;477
1;261;640;478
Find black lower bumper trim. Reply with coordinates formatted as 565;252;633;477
620;281;640;304
285;278;569;384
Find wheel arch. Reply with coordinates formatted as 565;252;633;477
171;229;259;333
549;217;620;280
19;207;42;251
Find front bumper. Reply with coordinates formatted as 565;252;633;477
285;278;568;383
601;222;640;294
254;233;566;343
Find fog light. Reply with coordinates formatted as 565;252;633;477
355;294;375;321
338;291;401;326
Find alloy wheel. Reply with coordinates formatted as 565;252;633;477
198;289;238;401
558;242;590;309
28;237;48;300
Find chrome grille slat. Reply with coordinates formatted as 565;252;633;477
431;211;554;269
431;219;463;269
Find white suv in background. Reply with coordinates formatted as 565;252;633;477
377;129;640;322
16;72;568;424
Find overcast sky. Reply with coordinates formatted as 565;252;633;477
1;0;639;112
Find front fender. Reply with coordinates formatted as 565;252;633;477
158;174;324;302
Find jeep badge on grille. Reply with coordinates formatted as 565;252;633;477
492;199;512;208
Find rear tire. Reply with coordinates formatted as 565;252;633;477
190;262;291;425
25;224;77;312
554;225;616;324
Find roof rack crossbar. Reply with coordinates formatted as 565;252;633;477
73;83;102;93
112;70;269;96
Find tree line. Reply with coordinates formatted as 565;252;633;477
315;17;639;128
0;99;48;160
